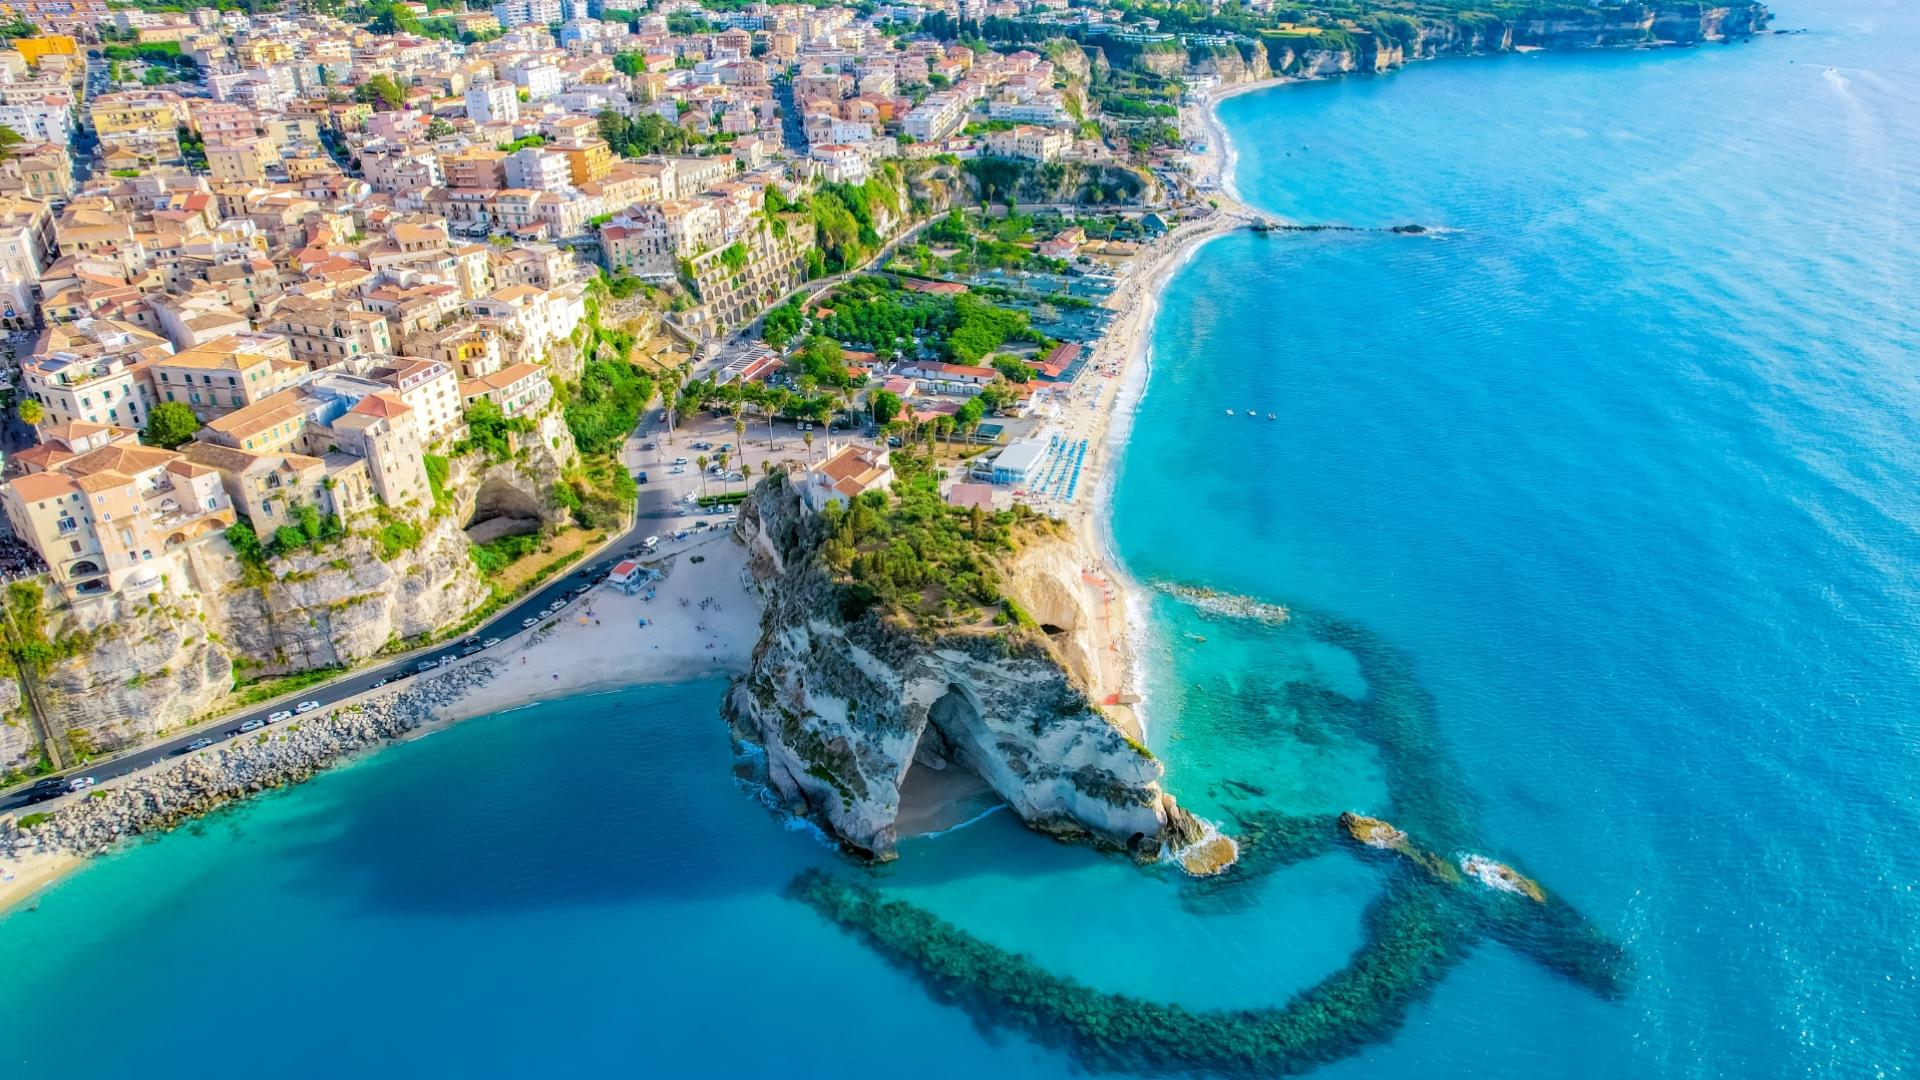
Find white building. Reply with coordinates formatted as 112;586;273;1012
503;147;572;192
465;80;520;125
512;62;563;101
0;97;74;147
903;93;965;142
492;0;562;28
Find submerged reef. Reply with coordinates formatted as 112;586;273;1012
793;857;1619;1078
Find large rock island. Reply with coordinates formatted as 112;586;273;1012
726;461;1211;863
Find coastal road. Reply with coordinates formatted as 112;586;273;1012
0;481;736;814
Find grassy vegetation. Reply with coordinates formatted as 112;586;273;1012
230;665;342;708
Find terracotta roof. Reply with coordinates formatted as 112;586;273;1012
6;471;80;501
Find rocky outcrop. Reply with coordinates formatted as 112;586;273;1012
35;598;232;746
725;477;1206;863
1185;42;1273;86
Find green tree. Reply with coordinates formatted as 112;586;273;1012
870;389;902;427
355;73;407;111
0;124;22;159
798;334;850;387
16;398;42;426
613;51;646;76
142;401;199;449
991;355;1033;383
367;2;422;34
426;116;454;139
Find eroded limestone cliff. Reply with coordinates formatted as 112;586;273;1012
726;476;1207;862
0;412;576;773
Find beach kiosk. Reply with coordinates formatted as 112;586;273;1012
609;559;652;595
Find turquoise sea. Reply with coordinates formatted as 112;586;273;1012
6;1;1919;1074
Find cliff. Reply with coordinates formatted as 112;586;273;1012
1261;4;1772;77
1077;3;1769;84
725;475;1209;863
0;412;577;774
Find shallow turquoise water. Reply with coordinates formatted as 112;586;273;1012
6;2;1920;1074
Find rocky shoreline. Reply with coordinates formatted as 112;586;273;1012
2;664;499;862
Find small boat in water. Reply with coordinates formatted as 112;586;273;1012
1267;413;1276;420
1225;409;1234;416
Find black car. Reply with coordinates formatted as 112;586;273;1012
23;778;67;804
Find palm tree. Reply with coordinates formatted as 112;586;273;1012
803;430;814;468
716;450;731;491
696;453;709;496
665;368;686;445
765;389;784;449
732;417;747;476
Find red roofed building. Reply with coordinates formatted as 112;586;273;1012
801;443;894;511
1029;342;1081;379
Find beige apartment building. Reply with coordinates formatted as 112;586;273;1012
0;442;234;599
149;335;308;421
260;296;393;368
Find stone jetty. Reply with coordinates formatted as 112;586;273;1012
2;663;499;859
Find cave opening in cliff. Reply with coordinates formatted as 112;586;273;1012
463;475;545;544
898;685;1005;836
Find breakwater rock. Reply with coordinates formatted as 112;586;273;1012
3;664;498;858
728;475;1213;864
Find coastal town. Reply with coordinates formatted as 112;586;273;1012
0;0;1775;914
0;0;1283;901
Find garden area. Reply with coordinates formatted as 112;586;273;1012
815;450;1060;629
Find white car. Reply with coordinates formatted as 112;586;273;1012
267;710;293;723
239;719;265;733
295;700;321;714
522;617;538;628
482;638;501;649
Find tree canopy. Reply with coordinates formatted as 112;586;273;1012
142;401;199;450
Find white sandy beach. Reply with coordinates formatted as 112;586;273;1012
437;533;761;724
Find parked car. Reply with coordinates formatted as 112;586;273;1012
670;465;686;475
673;457;688;466
482;638;501;649
239;719;265;733
185;738;214;752
66;775;96;792
522;617;538;628
636;471;648;484
418;660;438;672
295;700;321;714
641;442;656;451
643;535;660;550
268;710;293;723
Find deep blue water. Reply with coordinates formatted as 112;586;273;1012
6;2;1919;1075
